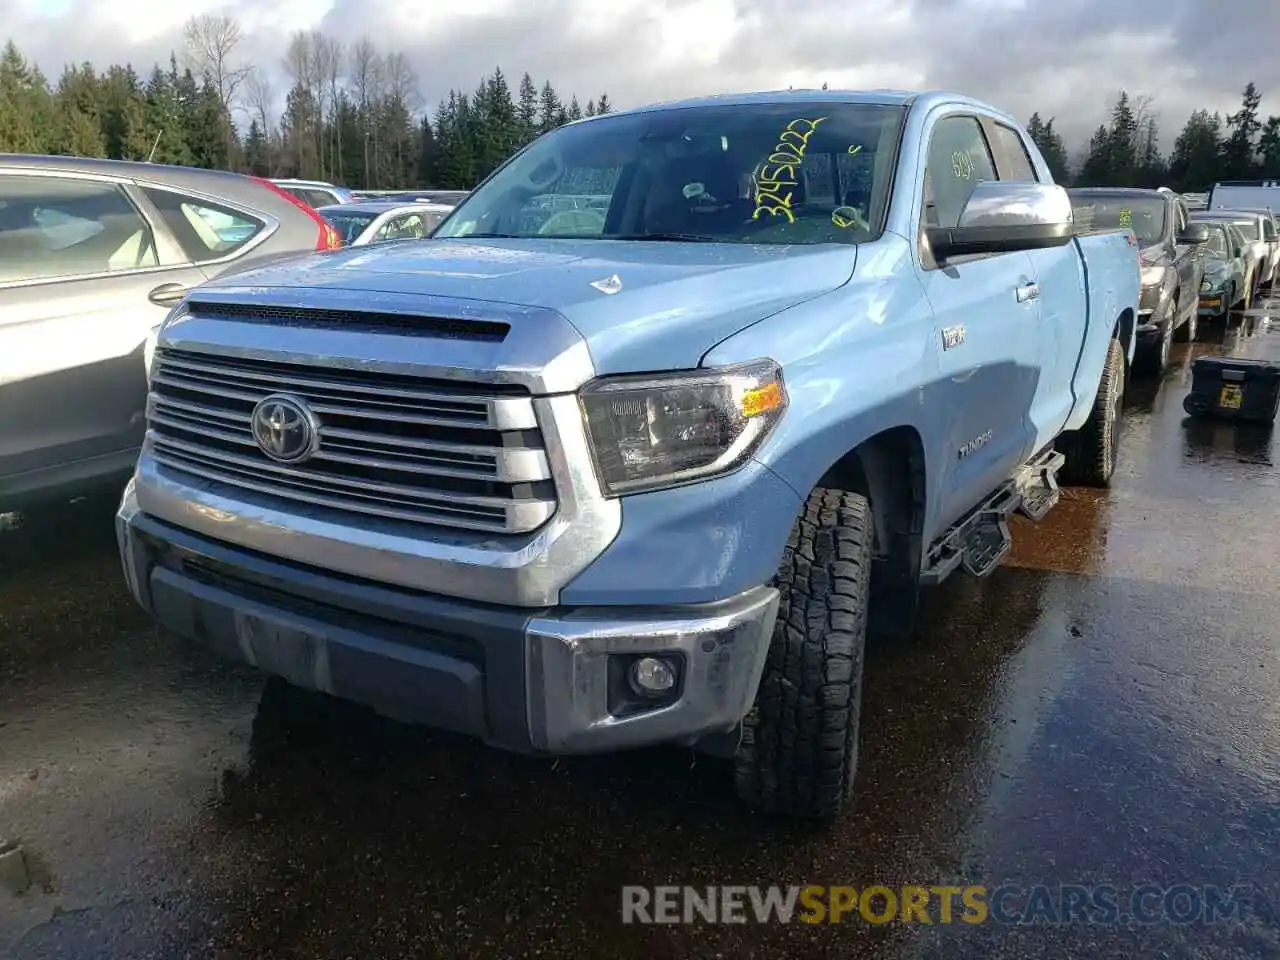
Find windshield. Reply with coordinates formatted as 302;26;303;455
434;101;906;245
319;210;377;245
1070;193;1166;246
1233;220;1259;241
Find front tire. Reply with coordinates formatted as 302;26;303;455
734;488;871;820
1059;336;1125;487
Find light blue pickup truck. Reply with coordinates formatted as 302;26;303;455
117;90;1140;820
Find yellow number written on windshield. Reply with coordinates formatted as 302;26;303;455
753;117;827;224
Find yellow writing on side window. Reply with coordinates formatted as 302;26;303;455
753;117;827;224
1118;207;1132;228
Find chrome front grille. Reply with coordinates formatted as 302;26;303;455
147;348;557;534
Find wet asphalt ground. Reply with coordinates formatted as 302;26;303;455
3;305;1280;960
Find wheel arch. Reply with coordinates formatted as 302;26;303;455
815;425;927;636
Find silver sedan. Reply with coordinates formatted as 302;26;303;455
318;201;455;247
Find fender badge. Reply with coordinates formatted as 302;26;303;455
590;274;623;295
942;325;966;350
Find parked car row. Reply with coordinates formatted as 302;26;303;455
1066;182;1280;374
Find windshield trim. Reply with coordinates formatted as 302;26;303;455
432;100;911;248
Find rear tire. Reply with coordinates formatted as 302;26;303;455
733;488;871;820
1059;336;1125;487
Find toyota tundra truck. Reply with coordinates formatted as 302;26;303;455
117;90;1140;820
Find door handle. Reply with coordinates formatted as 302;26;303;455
148;282;190;307
1016;282;1040;303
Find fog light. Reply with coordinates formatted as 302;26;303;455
629;656;677;696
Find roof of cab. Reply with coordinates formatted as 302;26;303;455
577;88;1015;123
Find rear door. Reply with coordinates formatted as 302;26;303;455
0;171;206;492
132;184;270;279
912;112;1040;527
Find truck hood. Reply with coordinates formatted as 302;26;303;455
202;238;857;374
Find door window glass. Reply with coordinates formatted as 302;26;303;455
922;116;998;229
0;175;158;283
141;188;264;262
991;124;1037;181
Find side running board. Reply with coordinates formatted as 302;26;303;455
920;448;1066;586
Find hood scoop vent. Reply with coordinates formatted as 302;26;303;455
184;300;510;343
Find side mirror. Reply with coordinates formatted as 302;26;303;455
1178;223;1210;245
924;181;1073;262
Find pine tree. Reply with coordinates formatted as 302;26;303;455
1260;117;1280;175
537;80;562;135
1106;91;1138;186
1076;125;1111;186
244;119;270;175
1133;117;1166;187
417;114;440;185
1025;112;1069;183
1168;110;1225;192
1221;82;1263;179
516;72;538;141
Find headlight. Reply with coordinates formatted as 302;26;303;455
579;359;787;497
1140;265;1166;286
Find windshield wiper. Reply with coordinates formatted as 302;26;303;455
450;232;521;239
607;233;724;243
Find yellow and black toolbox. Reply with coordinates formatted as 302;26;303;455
1182;356;1280;423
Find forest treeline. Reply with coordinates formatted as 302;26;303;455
2;20;1277;192
0;17;609;190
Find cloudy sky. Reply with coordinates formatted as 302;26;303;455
4;0;1279;155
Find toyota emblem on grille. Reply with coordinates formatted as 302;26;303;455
250;394;319;463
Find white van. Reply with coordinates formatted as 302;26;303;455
1209;181;1280;213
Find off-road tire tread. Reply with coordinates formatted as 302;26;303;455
1059;336;1124;487
734;487;871;820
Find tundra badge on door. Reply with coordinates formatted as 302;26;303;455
958;429;994;459
942;325;966;350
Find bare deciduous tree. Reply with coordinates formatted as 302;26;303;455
382;51;421;113
310;33;343;181
243;67;276;175
184;13;254;160
282;30;317;175
348;37;383;188
183;14;252;112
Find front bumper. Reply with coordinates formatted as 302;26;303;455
117;482;779;755
1136;283;1172;338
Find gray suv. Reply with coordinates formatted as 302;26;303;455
0;155;343;512
1069;187;1209;374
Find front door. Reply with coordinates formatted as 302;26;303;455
912;113;1039;533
